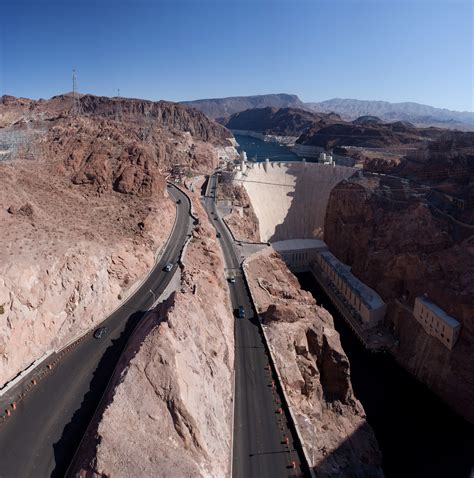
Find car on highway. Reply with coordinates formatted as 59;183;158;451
176;199;181;204
237;306;245;319
164;263;173;272
228;276;236;284
216;232;221;238
93;326;107;339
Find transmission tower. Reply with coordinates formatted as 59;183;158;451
115;88;123;121
71;69;82;117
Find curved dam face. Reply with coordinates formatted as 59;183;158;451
235;161;355;242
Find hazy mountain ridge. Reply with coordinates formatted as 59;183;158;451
307;98;474;129
181;93;305;119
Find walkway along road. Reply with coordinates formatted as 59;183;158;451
0;184;193;478
203;174;307;478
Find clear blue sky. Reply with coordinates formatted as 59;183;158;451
0;0;472;111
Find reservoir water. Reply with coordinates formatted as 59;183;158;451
297;272;474;478
234;133;300;162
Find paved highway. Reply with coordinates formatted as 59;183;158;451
0;184;193;478
203;174;306;478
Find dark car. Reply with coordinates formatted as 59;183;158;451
93;326;107;339
216;232;221;238
237;306;245;319
176;199;181;204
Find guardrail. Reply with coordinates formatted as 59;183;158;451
0;330;92;426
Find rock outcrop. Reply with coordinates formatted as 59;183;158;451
71;193;234;478
1;93;233;146
245;249;383;477
296;120;440;150
218;182;261;242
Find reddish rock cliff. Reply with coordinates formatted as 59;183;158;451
324;161;474;422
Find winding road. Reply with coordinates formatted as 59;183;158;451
203;174;307;478
0;184;193;478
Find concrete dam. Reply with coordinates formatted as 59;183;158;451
234;161;355;242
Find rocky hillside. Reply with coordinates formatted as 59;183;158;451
296;119;442;150
181;93;305;119
70;192;234;477
0;94;236;386
323;138;474;422
1;93;232;144
224;106;341;137
395;131;474;197
245;249;383;477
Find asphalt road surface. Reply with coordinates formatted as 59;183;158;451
0;184;192;478
203;174;306;478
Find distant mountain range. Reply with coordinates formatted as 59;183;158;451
181;94;305;120
181;94;474;130
306;98;474;129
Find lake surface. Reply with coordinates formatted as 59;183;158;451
234;133;301;162
297;272;474;478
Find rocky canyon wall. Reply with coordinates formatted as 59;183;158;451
324;175;474;422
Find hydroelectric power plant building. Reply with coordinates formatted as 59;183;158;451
413;296;461;350
314;250;387;328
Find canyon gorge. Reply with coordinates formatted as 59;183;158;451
1;92;472;478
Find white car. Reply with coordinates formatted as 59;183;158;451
164;263;173;272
